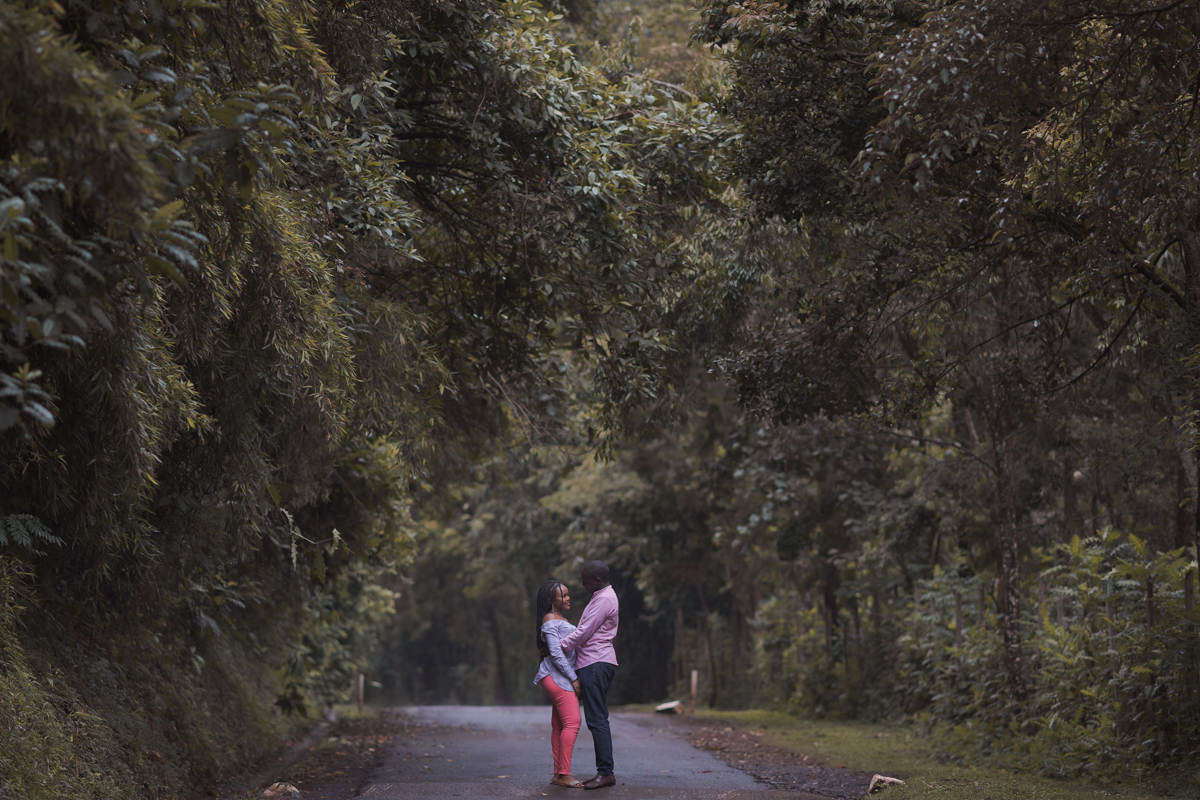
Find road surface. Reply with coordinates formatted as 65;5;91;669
360;706;815;800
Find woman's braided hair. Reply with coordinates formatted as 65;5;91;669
535;580;564;654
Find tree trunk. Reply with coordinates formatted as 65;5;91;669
954;592;963;650
1062;451;1079;541
1195;475;1200;572
823;565;839;657
851;596;862;644
1106;599;1122;735
995;432;1028;714
1180;231;1200;308
1037;576;1047;631
487;605;510;705
748;580;761;652
695;583;719;708
703;619;718;708
823;598;834;656
1176;463;1192;549
1171;406;1200;558
978;580;987;630
1186;571;1195;708
796;608;805;669
675;607;686;687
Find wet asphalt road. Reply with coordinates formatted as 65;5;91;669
360;706;817;800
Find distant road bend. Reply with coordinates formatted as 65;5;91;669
359;706;815;799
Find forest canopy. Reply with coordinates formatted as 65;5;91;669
1;0;1199;796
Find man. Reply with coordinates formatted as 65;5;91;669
560;560;619;790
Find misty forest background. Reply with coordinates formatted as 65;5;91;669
3;0;1200;796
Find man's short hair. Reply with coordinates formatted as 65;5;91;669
582;560;609;582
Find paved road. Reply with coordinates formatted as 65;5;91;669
360;706;811;800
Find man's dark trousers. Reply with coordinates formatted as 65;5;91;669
578;661;617;777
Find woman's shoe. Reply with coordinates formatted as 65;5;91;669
550;775;584;788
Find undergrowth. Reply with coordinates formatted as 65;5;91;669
0;559;295;800
751;528;1199;786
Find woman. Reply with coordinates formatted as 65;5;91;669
533;580;583;788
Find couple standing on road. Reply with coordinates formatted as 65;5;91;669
533;560;618;790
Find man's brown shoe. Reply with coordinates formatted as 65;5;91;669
583;774;616;790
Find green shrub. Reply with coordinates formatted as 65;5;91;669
755;593;901;721
900;528;1197;783
750;528;1197;784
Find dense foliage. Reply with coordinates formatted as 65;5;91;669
0;0;722;796
4;0;1200;793
680;0;1200;782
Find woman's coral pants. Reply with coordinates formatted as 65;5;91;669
539;675;581;775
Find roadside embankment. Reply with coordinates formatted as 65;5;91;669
0;611;297;800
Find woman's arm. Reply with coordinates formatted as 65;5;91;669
542;624;578;682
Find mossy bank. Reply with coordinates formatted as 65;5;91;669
1;557;299;800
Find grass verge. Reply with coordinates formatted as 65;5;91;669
683;709;1187;800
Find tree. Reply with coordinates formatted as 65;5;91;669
685;0;1200;714
861;0;1200;554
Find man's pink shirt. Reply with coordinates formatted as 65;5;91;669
560;584;618;669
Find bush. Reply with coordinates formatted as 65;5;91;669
900;528;1198;783
749;528;1197;784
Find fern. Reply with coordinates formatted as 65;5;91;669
0;515;63;552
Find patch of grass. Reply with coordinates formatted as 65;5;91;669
329;703;384;721
687;709;1183;800
613;702;667;714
